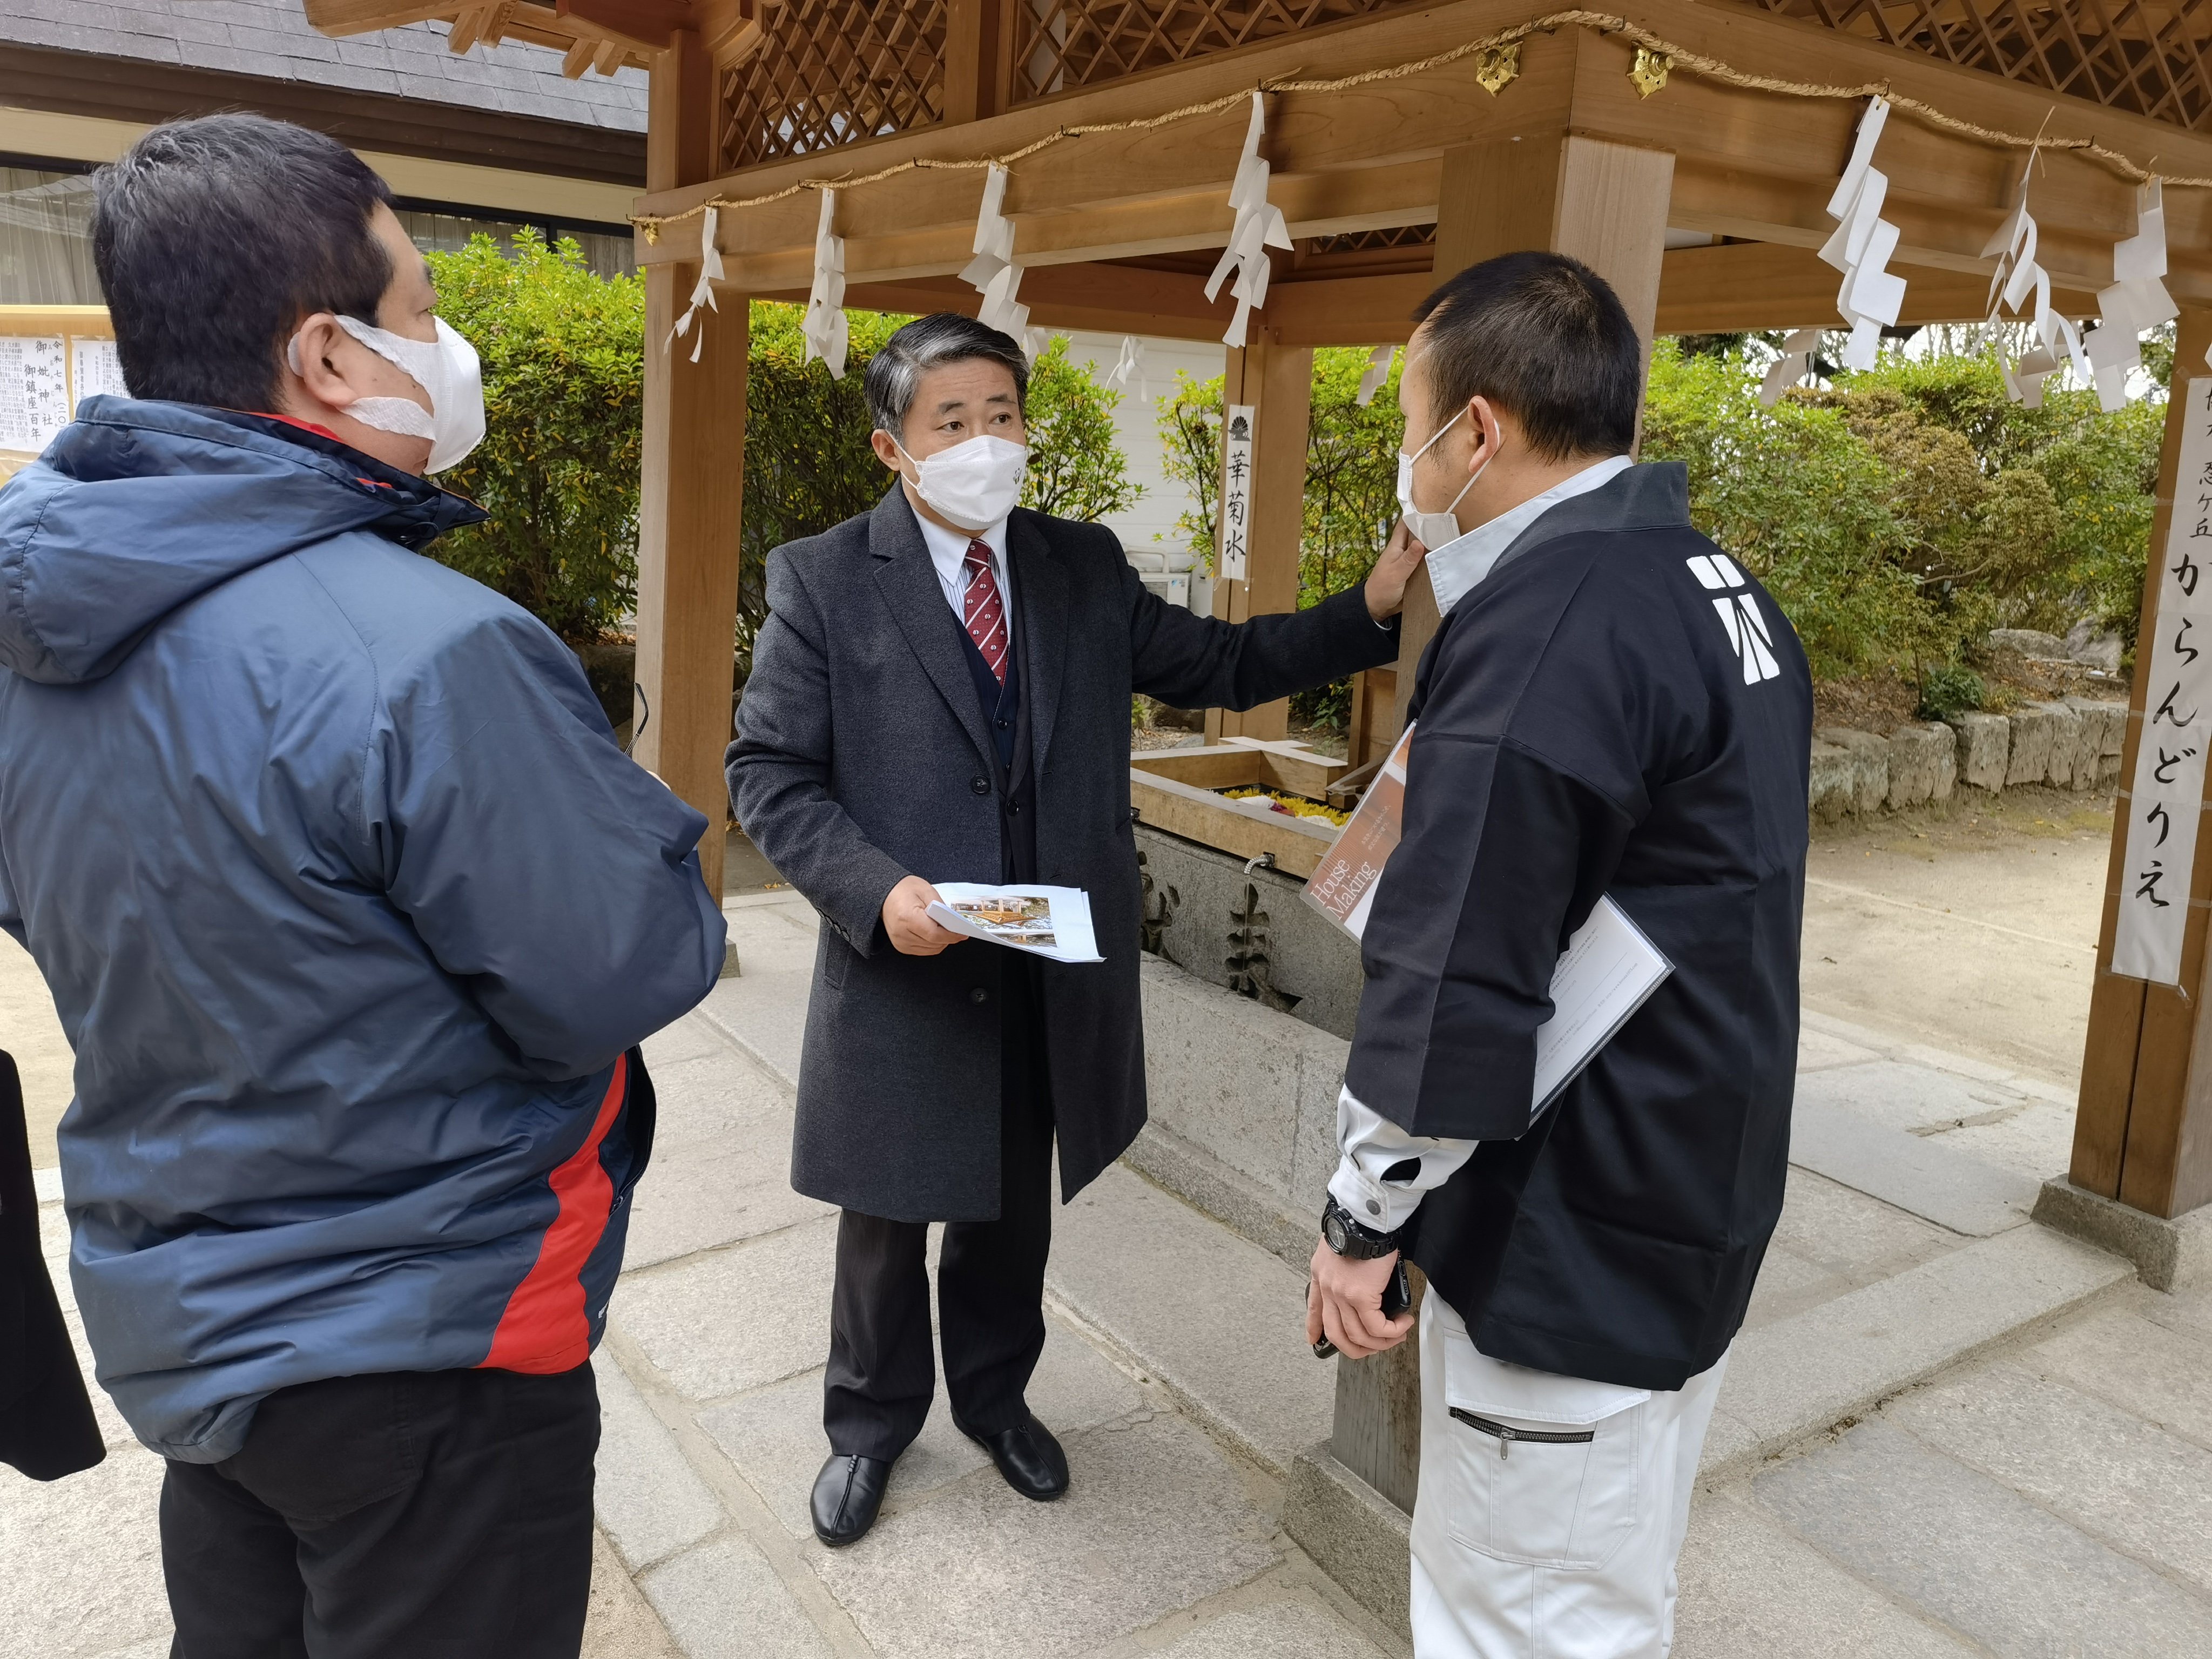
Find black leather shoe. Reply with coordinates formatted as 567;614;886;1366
957;1411;1069;1501
811;1453;893;1546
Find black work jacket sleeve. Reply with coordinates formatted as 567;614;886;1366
1127;576;1399;712
1346;732;1636;1141
727;548;913;956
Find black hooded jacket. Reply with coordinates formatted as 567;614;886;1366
1348;463;1812;1391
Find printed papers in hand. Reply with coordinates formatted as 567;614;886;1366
926;884;1104;963
1303;721;1672;1110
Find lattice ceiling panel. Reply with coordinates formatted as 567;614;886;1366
1732;0;2212;131
1013;0;1417;102
719;0;951;170
1303;224;1438;254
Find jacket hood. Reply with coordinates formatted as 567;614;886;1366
0;397;484;686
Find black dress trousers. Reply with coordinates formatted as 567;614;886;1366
161;1363;601;1659
824;952;1055;1460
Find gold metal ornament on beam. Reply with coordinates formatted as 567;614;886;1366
641;222;660;244
1630;46;1671;98
1473;42;1520;96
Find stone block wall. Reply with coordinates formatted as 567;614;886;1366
1809;698;2127;821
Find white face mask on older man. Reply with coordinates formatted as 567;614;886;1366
894;433;1029;532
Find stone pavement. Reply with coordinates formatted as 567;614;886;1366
7;890;2212;1656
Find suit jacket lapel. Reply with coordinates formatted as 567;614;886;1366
1008;511;1068;787
869;488;995;772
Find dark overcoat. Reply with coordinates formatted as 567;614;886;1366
727;487;1399;1221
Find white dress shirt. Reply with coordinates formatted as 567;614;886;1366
909;501;1013;622
1328;454;1635;1235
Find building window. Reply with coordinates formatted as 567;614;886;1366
0;166;100;305
397;207;637;281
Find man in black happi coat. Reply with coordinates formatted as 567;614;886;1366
1306;254;1812;1658
731;312;1422;1546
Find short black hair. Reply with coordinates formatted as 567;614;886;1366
92;114;396;411
1410;252;1640;461
865;312;1028;438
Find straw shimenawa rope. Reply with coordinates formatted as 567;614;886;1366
629;9;2206;239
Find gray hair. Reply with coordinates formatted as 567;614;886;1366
865;312;1029;439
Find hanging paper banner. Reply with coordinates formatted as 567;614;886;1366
1354;344;1394;407
1204;94;1292;349
801;190;849;380
665;205;724;363
2115;376;2212;984
1816;99;1907;371
1218;403;1255;580
1757;327;1826;407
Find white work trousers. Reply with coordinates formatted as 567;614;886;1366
1409;1290;1728;1659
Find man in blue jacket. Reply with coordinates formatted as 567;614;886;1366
0;115;725;1657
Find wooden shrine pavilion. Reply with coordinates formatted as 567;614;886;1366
306;0;2212;1315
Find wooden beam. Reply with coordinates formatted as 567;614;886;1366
303;0;458;32
633;0;2212;295
2075;305;2212;1219
557;0;688;49
1653;241;2101;333
1206;340;1314;744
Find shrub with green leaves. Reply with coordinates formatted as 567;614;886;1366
424;230;645;642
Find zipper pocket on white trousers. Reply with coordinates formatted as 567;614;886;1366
1448;1407;1596;1460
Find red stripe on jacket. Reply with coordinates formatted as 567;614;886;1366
479;1054;626;1373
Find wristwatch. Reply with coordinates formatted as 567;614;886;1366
1321;1194;1402;1259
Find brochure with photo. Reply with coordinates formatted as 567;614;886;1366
926;884;1105;963
1303;721;1671;1112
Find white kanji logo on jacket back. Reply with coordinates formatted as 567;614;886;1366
1685;552;1780;684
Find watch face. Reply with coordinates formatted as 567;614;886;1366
1324;1211;1348;1253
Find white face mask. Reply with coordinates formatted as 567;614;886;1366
289;314;486;474
894;433;1029;532
1395;407;1494;550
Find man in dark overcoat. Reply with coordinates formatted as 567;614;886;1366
729;312;1420;1545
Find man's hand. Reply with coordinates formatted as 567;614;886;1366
1363;518;1430;622
1306;1239;1414;1359
882;875;966;956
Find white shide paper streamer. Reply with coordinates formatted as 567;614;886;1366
666;205;723;363
1981;184;2090;409
1106;334;1146;398
1204;93;1292;349
1816;98;1908;372
1758;327;1826;407
2087;180;2181;413
802;189;849;380
961;165;1031;345
1355;344;1394;407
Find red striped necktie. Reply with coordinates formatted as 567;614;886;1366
963;540;1009;685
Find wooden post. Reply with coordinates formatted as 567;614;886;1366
633;30;745;898
1332;133;1674;1512
1206;337;1314;743
1386;133;1676;738
943;0;1007;124
2073;305;2212;1219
